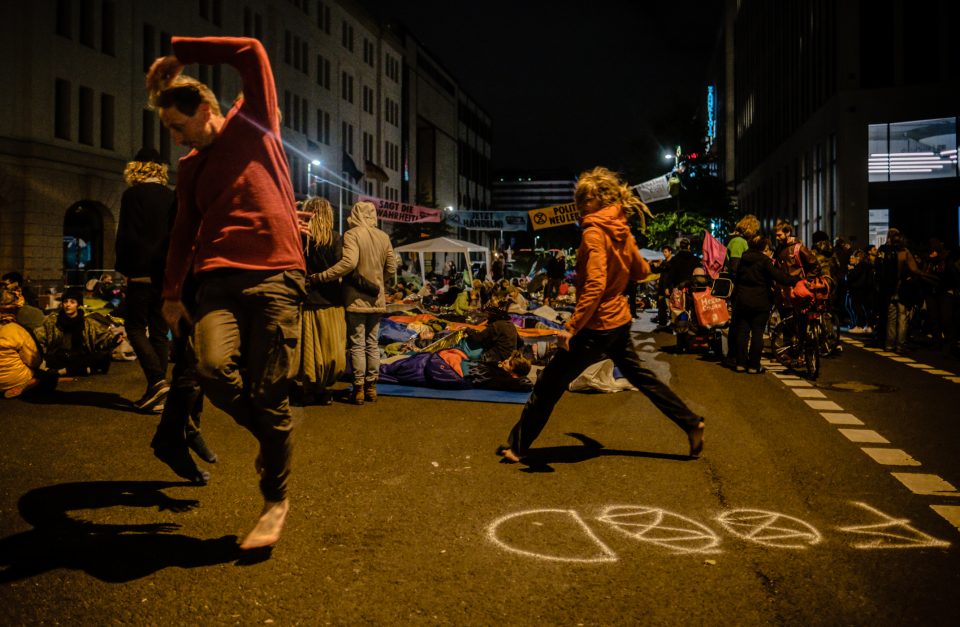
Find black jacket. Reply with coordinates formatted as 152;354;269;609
734;250;797;311
115;182;177;284
304;233;344;307
668;250;700;288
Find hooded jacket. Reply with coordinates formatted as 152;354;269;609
315;203;397;313
566;204;650;335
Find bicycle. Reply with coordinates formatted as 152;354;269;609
769;279;837;379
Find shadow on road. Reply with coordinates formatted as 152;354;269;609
517;432;690;473
22;389;136;413
0;480;242;583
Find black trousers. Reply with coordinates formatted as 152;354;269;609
733;306;769;370
506;323;702;456
124;281;169;386
153;327;204;446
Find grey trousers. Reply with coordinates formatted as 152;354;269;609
194;270;304;502
345;311;382;385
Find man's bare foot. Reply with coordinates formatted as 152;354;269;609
495;445;521;463
239;499;289;550
688;421;705;458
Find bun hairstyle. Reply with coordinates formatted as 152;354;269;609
574;166;653;228
148;74;221;117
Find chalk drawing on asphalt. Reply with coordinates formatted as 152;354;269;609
596;505;722;554
715;509;822;549
486;508;619;563
838;502;951;550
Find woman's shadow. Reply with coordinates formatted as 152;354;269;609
0;480;243;583
517;433;690;473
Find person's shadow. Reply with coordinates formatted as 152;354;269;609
0;481;243;583
22;389;134;413
516;433;690;473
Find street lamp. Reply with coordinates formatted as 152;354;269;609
306;159;321;196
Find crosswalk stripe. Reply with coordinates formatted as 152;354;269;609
891;473;960;496
860;447;920;466
838;429;889;444
820;412;864;425
931;505;960;533
805;400;843;411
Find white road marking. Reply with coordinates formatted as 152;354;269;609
947;377;960;384
889;356;914;362
486;509;619;563
863;347;882;352
890;473;960;497
877;351;898;357
772;373;800;380
931;505;960;533
860;448;921;466
782;379;813;387
820;412;864;425
906;363;933;369
839;502;950;549
805;400;843;411
792;388;827;398
838;429;889;444
715;509;821;549
925;369;954;376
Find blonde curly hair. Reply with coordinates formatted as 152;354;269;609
303;196;335;248
574;166;653;228
124;160;169;186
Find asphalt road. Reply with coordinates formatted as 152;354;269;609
1;319;958;625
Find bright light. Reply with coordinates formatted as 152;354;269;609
311;159;321;166
445;206;454;212
664;154;675;160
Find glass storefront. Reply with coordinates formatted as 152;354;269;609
868;117;958;182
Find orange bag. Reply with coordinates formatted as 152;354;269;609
692;289;730;328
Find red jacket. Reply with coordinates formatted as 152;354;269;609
565;205;650;335
163;37;305;301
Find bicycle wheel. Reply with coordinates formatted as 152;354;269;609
804;323;821;379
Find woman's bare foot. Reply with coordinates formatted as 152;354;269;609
495;445;521;463
239;499;289;550
688;421;705;458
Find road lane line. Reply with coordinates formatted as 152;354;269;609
782;379;813;387
820;412;864;425
947;377;960;384
792;388;826;398
838;429;889;444
861;448;921;466
924;369;954;376
931;505;960;532
877;351;898;357
906;363;933;369
805;400;843;411
890;473;960;497
889;356;914;362
862;347;882;352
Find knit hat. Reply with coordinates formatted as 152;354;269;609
61;286;84;305
133;147;163;164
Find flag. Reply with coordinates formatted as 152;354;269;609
701;229;727;280
342;150;363;181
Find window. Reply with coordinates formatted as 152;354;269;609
316;54;330;89
212;0;222;26
142;24;155;72
100;93;114;149
79;0;94;48
341;21;353;51
362;131;373;162
301;41;308;74
317;1;331;34
316;108;330;144
141;109;155;151
283;90;292;128
868;117;959;182
301;98;309;135
341;71;353;103
363;38;375;66
78;86;94;145
284;31;292;64
385;97;399;127
199;0;208;20
342;122;354;155
101;1;115;55
293;95;301;132
384;53;400;83
362;85;374;114
55;79;71;140
56;0;71;38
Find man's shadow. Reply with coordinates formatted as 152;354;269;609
22;389;134;412
0;481;242;583
515;433;690;473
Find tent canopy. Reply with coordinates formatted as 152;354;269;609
395;237;490;284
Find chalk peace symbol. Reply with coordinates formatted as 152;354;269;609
597;505;721;554
716;509;821;549
533;212;547;225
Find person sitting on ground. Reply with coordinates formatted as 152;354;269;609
0;282;42;398
465;349;533;392
33;287;119;376
506;286;528;313
2;272;40;309
467;306;520;363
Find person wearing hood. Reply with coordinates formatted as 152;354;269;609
496;167;705;464
0;282;42;398
310;201;397;405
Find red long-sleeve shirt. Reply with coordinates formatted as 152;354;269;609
162;36;305;301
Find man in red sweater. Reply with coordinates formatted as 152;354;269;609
147;36;306;550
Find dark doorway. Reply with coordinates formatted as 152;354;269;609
63;202;105;286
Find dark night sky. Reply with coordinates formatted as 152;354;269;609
364;1;724;178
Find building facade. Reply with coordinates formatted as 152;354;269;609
724;0;960;248
0;0;491;285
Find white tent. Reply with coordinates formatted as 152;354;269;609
394;237;490;285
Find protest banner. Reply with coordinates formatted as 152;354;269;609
359;196;442;223
632;173;672;204
527;202;579;231
446;211;528;231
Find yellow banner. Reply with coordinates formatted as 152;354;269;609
527;202;579;231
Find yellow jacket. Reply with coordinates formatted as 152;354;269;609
0;322;40;392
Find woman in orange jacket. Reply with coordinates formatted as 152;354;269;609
497;167;705;463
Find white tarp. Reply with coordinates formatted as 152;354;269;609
633;173;672;204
